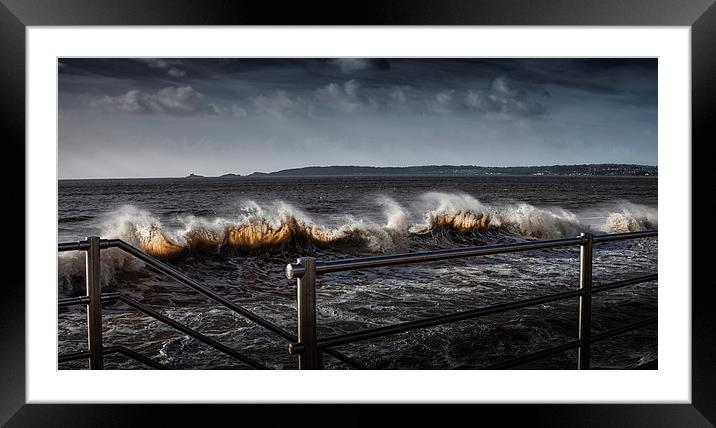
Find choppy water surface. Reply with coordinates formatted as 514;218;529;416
58;176;657;369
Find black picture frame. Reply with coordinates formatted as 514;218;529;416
3;0;712;426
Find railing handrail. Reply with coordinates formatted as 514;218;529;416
314;273;658;350
58;229;657;370
58;238;310;341
57;237;364;370
284;229;658;369
59;345;168;369
286;230;658;278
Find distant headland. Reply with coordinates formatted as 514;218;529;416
187;164;657;179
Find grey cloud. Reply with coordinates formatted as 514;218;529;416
480;76;547;116
89;86;225;116
250;82;417;117
389;86;408;104
230;105;248;118
428;76;546;117
250;90;313;118
84;77;547;119
141;59;170;69
314;80;371;112
135;58;187;78
309;78;548;117
313;81;420;114
331;58;370;73
167;68;186;77
464;90;499;112
431;89;459;113
329;58;391;74
244;81;411;117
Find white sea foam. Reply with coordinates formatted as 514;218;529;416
58;195;657;280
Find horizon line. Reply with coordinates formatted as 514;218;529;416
58;162;658;180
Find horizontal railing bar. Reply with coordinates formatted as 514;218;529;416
58;295;91;307
101;292;120;302
479;317;657;370
58;346;167;369
113;294;270;370
324;350;365;369
592;274;658;294
58;238;116;252
107;345;168;370
591;317;657;343
479;316;657;370
58;241;90;252
58;349;91;363
283;231;658;278
318;288;585;349
59;292;126;307
482;339;582;370
592;230;657;243
58;292;125;308
287;237;584;278
634;359;658;370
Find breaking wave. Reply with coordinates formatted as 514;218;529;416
97;195;590;259
412;193;583;239
57;194;657;284
59;194;656;260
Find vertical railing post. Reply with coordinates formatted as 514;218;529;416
577;232;593;370
296;257;321;369
85;236;104;369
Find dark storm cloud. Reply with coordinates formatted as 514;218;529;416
58;58;655;88
59;58;655;108
58;58;656;178
71;69;551;118
494;59;658;105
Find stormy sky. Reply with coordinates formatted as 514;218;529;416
58;58;657;179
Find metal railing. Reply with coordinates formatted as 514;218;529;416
57;237;363;370
58;230;657;370
285;230;658;369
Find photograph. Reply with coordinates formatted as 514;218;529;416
57;57;658;370
3;1;707;421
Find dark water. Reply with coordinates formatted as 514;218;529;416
58;176;657;369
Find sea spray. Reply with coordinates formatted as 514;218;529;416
58;195;658;282
600;202;658;233
500;203;582;238
58;247;145;289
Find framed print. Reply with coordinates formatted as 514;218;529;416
3;0;713;425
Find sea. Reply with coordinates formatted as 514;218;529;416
58;175;658;369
